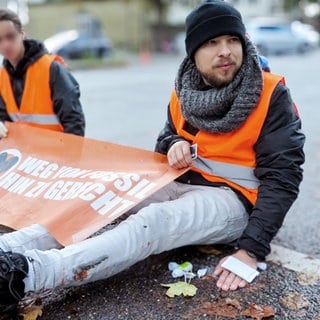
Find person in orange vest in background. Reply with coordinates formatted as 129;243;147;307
0;9;85;138
0;1;305;316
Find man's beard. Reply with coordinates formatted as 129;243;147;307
200;68;239;88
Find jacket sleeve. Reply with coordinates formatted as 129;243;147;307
237;82;305;259
155;103;186;154
50;61;86;136
0;94;11;122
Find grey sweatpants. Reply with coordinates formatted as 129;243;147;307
0;181;248;293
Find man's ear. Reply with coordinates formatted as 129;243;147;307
21;28;25;39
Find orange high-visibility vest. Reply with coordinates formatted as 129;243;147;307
0;54;65;132
169;72;284;205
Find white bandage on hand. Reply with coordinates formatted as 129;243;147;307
221;256;260;283
0;121;8;138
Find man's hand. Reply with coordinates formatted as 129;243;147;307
213;249;257;291
167;140;192;169
0;122;8;138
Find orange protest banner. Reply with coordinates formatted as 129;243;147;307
0;123;187;245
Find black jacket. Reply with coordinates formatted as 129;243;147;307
0;39;85;136
155;82;305;259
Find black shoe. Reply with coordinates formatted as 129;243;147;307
0;251;28;314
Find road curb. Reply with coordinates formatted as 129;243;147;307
268;244;320;276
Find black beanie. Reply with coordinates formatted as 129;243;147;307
185;0;246;59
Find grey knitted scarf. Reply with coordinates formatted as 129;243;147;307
175;38;263;134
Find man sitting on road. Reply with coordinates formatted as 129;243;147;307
0;1;304;316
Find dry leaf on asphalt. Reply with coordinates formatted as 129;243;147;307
280;292;310;310
19;305;43;320
241;303;276;320
197;245;223;255
161;281;197;298
296;271;320;286
225;298;242;310
201;274;217;281
18;296;44;320
198;300;240;318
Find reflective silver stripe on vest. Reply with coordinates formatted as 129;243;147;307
193;156;260;189
8;113;61;125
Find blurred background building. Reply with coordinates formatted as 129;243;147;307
0;0;319;57
229;0;283;18
0;0;29;24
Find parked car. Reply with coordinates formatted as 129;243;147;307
44;29;112;59
291;20;320;48
246;18;318;56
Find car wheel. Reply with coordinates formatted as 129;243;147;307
97;47;111;58
297;43;311;54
